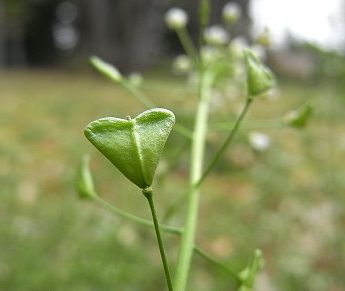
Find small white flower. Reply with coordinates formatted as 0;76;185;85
165;8;188;30
204;25;229;46
173;55;192;74
229;37;248;58
248;131;271;152
128;72;143;86
250;45;267;60
223;2;241;24
200;46;220;63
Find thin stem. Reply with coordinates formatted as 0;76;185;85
121;80;193;140
196;98;253;187
176;27;199;65
91;194;237;279
210;119;284;131
92;195;181;235
194;247;240;282
174;70;214;291
122;80;155;108
174;123;193;139
143;188;173;291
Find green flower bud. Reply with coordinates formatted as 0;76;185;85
283;103;313;128
84;108;175;189
244;49;275;97
239;249;264;288
76;154;97;199
90;56;122;83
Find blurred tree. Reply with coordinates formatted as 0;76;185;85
0;0;251;69
181;0;251;39
2;0;31;66
0;0;6;66
81;0;251;71
82;0;169;71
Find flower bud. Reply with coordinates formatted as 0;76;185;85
255;27;271;47
173;55;192;74
283;103;313;128
204;25;229;46
239;249;263;288
165;8;188;30
200;46;220;64
90;56;122;83
244;49;275;97
229;37;248;58
76;155;97;199
248;131;271;152
223;2;241;24
128;72;143;87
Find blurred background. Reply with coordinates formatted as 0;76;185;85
0;0;344;290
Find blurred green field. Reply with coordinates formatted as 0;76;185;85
0;70;344;291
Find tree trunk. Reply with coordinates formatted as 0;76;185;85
84;0;114;61
0;0;7;67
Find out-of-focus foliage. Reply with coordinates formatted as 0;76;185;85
306;43;345;89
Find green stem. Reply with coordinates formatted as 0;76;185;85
143;188;173;291
176;27;199;65
174;123;193;140
196;98;253;187
122;80;155;108
91;194;238;279
121;80;193;140
210;118;284;131
92;195;181;235
194;247;240;282
174;70;214;291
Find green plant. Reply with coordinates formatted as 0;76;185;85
76;1;313;290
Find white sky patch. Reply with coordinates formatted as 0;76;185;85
250;0;345;50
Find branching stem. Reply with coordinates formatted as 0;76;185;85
91;195;238;280
196;98;253;187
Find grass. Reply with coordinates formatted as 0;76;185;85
0;69;344;290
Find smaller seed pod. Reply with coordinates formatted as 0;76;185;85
283;103;313;128
244;49;275;97
76;154;97;199
90;56;122;83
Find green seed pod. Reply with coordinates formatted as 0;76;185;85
84;108;175;189
283;103;313;128
76;154;97;199
239;249;263;288
90;56;122;83
244;49;275;97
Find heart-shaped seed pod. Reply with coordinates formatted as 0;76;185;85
84;108;175;189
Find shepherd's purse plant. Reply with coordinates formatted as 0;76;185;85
76;1;313;290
